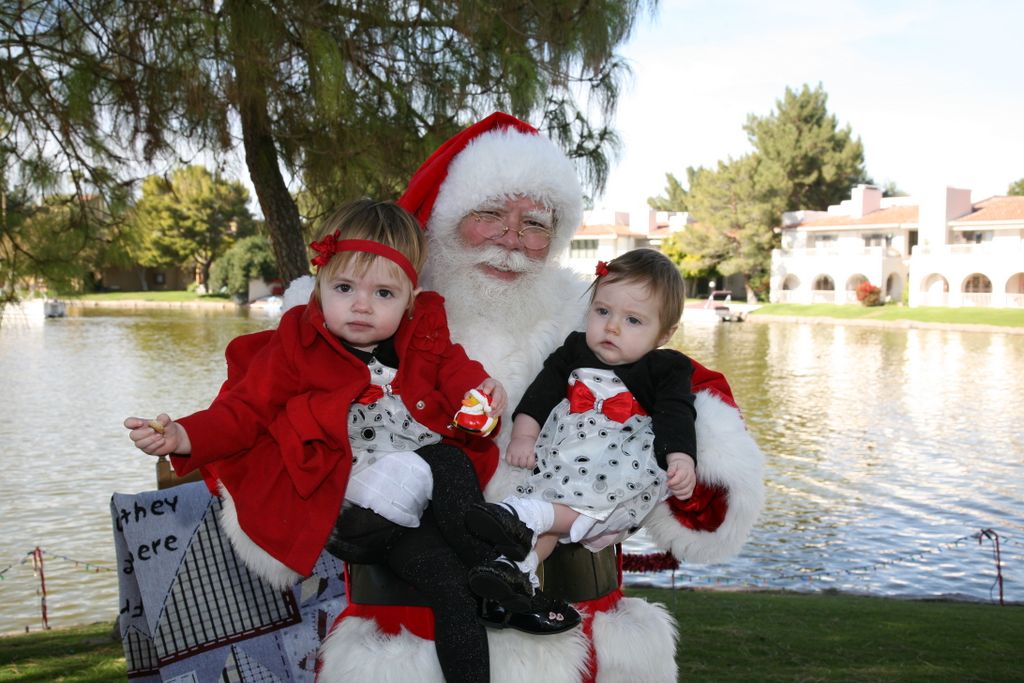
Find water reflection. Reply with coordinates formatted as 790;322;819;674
1;310;1021;633
0;308;274;633
625;319;1024;602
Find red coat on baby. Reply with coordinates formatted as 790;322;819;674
172;291;499;576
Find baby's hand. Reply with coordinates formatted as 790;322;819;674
123;414;191;457
476;378;507;415
665;452;696;500
506;435;537;469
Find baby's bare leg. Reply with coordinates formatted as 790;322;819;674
535;503;580;563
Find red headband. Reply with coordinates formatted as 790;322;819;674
309;233;418;288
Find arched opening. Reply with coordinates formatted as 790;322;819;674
780;274;800;303
1006;273;1024;308
961;273;992;307
845;274;868;304
812;274;835;303
885;273;903;303
922;274;948;307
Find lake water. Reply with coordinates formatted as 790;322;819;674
1;307;1021;633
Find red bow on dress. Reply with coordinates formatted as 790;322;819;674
567;382;647;423
356;383;396;404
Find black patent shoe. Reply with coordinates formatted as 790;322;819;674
465;502;533;561
467;559;533;612
324;505;400;564
477;593;581;635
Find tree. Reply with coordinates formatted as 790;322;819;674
655;84;868;300
131;166;255;287
685;155;779;299
2;1;655;283
1009;178;1024;196
661;223;718;298
209;234;278;300
647;167;702;212
744;83;868;214
1;191;119;297
1;130;134;313
881;180;907;197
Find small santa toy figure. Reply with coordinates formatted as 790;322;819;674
451;389;499;437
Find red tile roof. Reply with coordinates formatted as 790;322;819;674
791;195;1024;229
796;204;919;227
573;223;640;237
954;196;1024;223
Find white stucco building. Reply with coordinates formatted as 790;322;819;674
563;208;747;296
563;208;691;273
770;184;1024;308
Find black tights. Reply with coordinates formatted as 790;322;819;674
326;443;496;683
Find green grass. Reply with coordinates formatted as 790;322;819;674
67;290;232;303
633;588;1022;682
3;590;1020;682
750;302;1024;327
0;622;123;683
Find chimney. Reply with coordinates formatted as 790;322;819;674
628;208;656;234
918;187;973;247
849;184;882;218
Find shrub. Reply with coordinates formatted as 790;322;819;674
209;235;278;299
855;280;882;306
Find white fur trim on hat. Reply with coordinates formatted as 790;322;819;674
427;127;583;256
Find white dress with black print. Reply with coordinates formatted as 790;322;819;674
519;367;667;538
344;358;441;528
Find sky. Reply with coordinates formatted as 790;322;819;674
595;0;1024;211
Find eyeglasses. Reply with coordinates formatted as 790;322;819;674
468;210;553;250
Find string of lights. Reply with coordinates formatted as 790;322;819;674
0;548;115;581
623;530;1019;593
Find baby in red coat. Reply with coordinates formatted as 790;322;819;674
125;198;578;683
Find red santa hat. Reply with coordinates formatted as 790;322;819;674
398;112;583;256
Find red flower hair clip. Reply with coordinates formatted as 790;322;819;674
595;261;609;277
309;230;340;268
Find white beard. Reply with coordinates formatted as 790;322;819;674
423;239;589;500
424;241;549;336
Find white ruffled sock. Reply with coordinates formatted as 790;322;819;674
514;550;541;592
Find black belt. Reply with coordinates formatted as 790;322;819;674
348;544;619;606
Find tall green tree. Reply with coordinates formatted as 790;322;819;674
685;155;778;298
1009;178;1024;196
0;189;125;302
745;83;868;214
2;125;132;311
2;0;655;283
132;165;255;287
656;84;868;300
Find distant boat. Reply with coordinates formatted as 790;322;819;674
1;298;65;325
683;291;755;324
44;300;66;318
248;295;283;317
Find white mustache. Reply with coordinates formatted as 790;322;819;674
476;246;537;274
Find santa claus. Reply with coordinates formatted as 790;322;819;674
305;113;765;682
